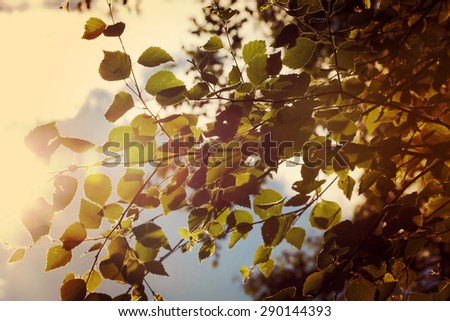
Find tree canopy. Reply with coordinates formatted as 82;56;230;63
8;0;450;300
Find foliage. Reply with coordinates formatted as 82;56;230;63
10;0;450;301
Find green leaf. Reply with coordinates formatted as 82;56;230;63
156;85;187;106
145;261;169;276
8;248;26;263
359;170;381;194
310;200;342;230
22;197;54;243
253;245;272;265
145;70;184;95
99;51;132;81
46;245;72;271
303;271;329;296
253;189;284;220
285;227;306;250
138;46;174;67
84;174;112;206
84;269;102;292
344;277;376;300
242;40;266;64
227;65;241;85
53;175;78;211
202;35;224;52
185;82;210;100
117;169;144;203
259;258;275;278
132;222;170;250
198;239;215;262
103;22;125;37
82;17;106;40
79;198;103;229
60;279;86;301
339;175;356;200
282;37;316;69
60;222;87;250
104;91;134;122
247;54;268;85
60;137;95;153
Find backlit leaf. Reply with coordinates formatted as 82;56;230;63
84;269;102;292
242;40;266;64
60;222;87;250
253;245;272;265
253;189;284;220
145;70;184;95
247;54;268;85
160;185;187;215
135;242;159;262
285;227;306;250
53;175;78;211
202;35;224;52
117;169;144;203
338;175;356;200
189;208;208;231
359;170;381;194
84;173;112;206
198;239;215;262
282;37;316;69
82;17;106;40
24;122;60;156
60;137;95;153
104;91;134;123
22;197;54;243
131;114;157;137
138;46;174;67
79;198;103;229
99;51;132;81
103;203;123;221
185;82;210;100
46;245;72;271
132;222;170;250
259;258;275;278
310;200;342;230
8;248;26;263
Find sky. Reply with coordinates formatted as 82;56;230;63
0;0;365;300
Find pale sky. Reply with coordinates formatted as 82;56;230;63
0;0;364;300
